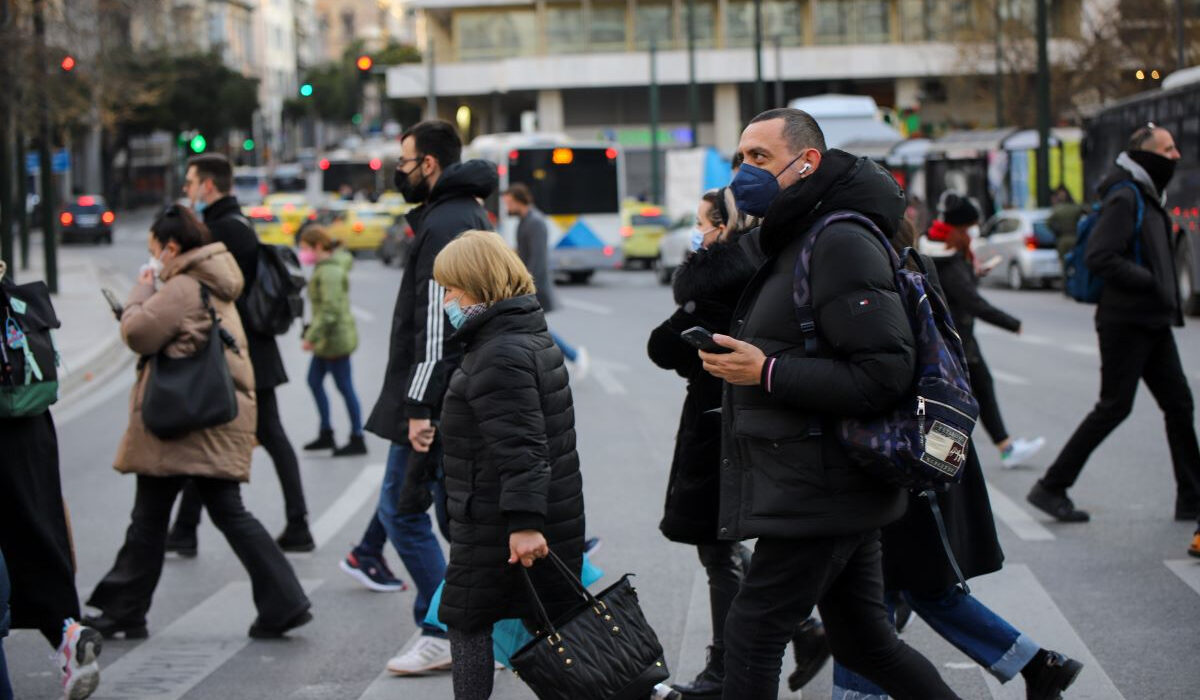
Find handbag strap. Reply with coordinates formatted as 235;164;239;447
920;489;971;595
516;549;602;638
199;283;241;355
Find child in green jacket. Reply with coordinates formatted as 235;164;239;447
299;226;366;456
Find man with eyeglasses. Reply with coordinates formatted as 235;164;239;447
1029;124;1200;553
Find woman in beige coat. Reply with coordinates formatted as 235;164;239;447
83;205;311;640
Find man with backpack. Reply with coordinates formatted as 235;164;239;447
168;154;314;553
698;108;957;699
1030;125;1199;541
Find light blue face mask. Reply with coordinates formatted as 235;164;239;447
690;227;718;252
444;299;467;329
192;198;208;215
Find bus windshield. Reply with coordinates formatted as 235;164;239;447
321;162;377;195
507;148;619;216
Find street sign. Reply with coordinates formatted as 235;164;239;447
25;150;71;174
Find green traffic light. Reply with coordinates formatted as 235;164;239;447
300;83;313;97
242;139;255;151
351;113;363;125
189;134;206;153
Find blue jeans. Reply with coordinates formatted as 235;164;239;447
307;356;363;435
1;548;13;700
356;442;448;636
833;587;1039;698
550;330;577;362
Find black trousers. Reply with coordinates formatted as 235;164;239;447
174;387;308;530
968;355;1008;446
697;541;749;651
721;532;957;700
0;413;79;648
1043;322;1200;504
87;475;309;627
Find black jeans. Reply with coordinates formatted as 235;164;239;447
1043;322;1200;503
968;355;1008;446
174;387;308;529
721;533;957;700
88;475;309;627
697;542;748;651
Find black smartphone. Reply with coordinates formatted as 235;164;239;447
101;288;123;320
680;326;732;354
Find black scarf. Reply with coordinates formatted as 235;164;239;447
1127;150;1177;196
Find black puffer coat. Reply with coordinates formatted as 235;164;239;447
647;240;756;544
438;295;586;632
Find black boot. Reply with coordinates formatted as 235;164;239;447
1021;649;1083;700
670;645;724;698
333;434;367;457
303;429;335;451
276;519;316;553
165;524;198;558
787;618;831;691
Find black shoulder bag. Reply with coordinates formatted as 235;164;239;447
509;551;669;700
143;284;239;440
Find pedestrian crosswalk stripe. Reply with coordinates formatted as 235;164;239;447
989;369;1030;386
971;566;1124;699
985;482;1056;541
310;463;387;550
88;579;322;700
558;296;614;315
1164;559;1200;597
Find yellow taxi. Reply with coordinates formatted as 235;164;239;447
375;192;415;218
320;203;391;252
243;205;291;246
619;201;674;269
264;193;316;241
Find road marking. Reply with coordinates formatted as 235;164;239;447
310;463;387;549
557;296;613;315
1064;343;1099;357
1165;559;1200;596
989;369;1030;386
351;305;376;322
971;565;1124;700
985;481;1056;541
90;579;322;700
673;569;711;684
55;362;136;426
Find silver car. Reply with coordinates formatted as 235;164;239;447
656;222;694;285
974;209;1063;290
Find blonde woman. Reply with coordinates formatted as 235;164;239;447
431;230;585;699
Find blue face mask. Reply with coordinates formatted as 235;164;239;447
192;199;207;215
444;299;467;329
690;229;705;252
729;154;808;218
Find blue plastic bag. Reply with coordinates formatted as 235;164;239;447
424;554;605;667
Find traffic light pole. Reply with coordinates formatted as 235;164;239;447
649;35;661;205
33;0;56;293
753;0;765;115
1034;0;1051;208
686;0;698;147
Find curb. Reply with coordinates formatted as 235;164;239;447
58;262;136;402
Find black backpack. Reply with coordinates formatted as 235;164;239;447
242;244;306;336
0;275;62;416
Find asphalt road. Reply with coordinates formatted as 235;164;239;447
5;215;1200;699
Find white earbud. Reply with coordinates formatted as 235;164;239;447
798;163;812;176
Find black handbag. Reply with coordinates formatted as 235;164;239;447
142;285;239;440
510;551;669;700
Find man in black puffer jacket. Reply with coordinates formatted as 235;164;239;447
1031;124;1200;535
699;108;957;700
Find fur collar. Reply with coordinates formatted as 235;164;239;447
672;238;758;307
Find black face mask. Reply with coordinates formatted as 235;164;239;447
395;159;431;203
1128;149;1177;195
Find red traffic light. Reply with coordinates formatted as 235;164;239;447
356;55;373;71
319;158;330;171
369;158;382;171
61;55;75;71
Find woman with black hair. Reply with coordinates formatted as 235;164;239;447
84;205;311;640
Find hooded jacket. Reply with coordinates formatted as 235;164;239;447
203;195;289;390
1086;153;1183;328
304;248;358;358
647;239;757;544
114;243;257;481
365;160;498;442
437;295;585;632
718;150;913;541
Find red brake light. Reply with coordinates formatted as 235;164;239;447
319;159;330;170
259;182;269;196
308;212;317;220
60;212;73;226
620;225;633;238
1024;234;1037;251
605;148;618;160
77;195;95;207
603;245;614;257
101;211;115;224
497;164;508;177
508;150;519;162
404;226;414;238
369;158;382;170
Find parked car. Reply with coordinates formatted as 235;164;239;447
59;195;114;244
656;219;694;285
243;205;290;246
264;193;315;241
620;202;673;269
311;203;390;253
974;208;1062;290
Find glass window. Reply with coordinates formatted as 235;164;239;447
681;1;716;49
508;148;620;215
456;9;538;60
588;3;628;50
635;2;675;49
814;0;890;45
548;4;587;53
724;1;803;48
899;0;971;42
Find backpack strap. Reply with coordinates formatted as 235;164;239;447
793;211;898;355
1105;180;1146;265
199;283;241;355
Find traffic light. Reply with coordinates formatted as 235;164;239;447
60;55;75;72
242;138;255;152
299;83;313;97
356;55;373;72
189;133;207;153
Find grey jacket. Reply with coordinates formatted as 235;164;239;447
516;208;556;313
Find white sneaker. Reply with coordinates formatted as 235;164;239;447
1001;436;1045;468
571;346;591;381
386;634;452;675
57;618;102;699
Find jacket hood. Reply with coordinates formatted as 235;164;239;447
1111;152;1167;207
162;242;244;301
430;160;499;205
759;150;906;259
452;294;546;347
321;247;354;272
672;237;758;307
